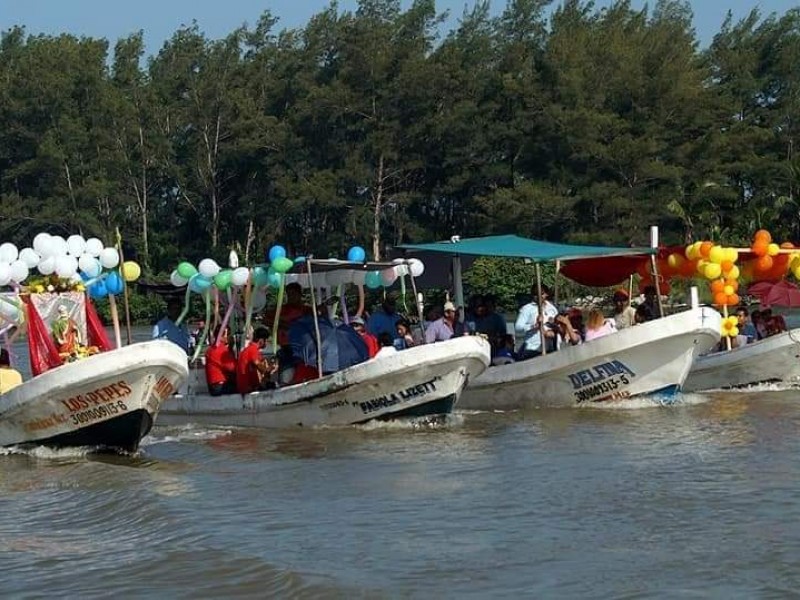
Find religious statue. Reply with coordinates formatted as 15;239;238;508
52;304;82;357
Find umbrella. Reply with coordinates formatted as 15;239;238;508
288;316;369;373
749;280;800;308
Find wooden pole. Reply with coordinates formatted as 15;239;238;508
535;262;546;356
115;228;132;345
650;226;665;318
307;259;324;378
554;259;561;307
108;294;122;349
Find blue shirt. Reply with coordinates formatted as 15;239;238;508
515;301;558;352
153;318;190;353
741;322;757;344
366;309;401;339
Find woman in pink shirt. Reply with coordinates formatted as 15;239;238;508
584;309;617;342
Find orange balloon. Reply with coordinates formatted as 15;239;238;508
714;291;727;306
781;242;795;249
725;278;739;291
721;260;734;273
728;293;740;306
754;229;772;243
699;241;713;258
752;240;768;257
710;279;725;293
756;255;773;271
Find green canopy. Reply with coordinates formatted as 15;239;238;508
397;234;653;262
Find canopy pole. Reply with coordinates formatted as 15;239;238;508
535;262;546;356
115;228;132;346
452;255;464;323
628;274;634;301
307;258;323;379
554;259;561;307
409;267;425;341
650;226;665;318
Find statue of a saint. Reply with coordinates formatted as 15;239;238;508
52;305;82;356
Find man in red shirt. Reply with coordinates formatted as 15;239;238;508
267;282;313;346
236;328;272;394
351;316;379;358
205;327;237;396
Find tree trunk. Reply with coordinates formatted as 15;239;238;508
372;154;385;260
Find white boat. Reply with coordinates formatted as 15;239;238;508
159;336;491;427
456;307;722;410
0;340;189;451
684;328;800;391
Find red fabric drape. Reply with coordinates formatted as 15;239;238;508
560;255;650;287
23;297;63;376
86;297;113;352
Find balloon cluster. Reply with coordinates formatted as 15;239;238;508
721;315;739;338
0;234;141;299
740;230;794;281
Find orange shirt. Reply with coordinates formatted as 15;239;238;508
205;343;236;387
236;343;263;394
360;332;380;358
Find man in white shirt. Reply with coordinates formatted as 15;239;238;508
515;285;558;359
612;289;636;330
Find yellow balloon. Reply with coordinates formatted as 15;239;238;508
726;265;740;280
704;263;722;280
793;266;800;280
724;285;734;296
767;243;780;257
724;248;739;263
667;253;684;269
708;245;724;264
122;260;141;282
685;244;696;260
696;259;707;274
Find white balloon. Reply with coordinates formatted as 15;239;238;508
392;258;404;264
78;254;101;277
228;250;239;269
395;264;409;277
38;256;56;275
66;234;86;256
85;237;104;257
408;258;425;277
198;258;220;278
36;236;55;258
55;255;78;278
33;233;52;255
9;260;29;283
231;267;250;287
0;263;10;286
99;247;120;269
19;248;40;269
0;301;19;321
170;270;188;287
0;243;18;263
69;273;84;284
51;235;68;257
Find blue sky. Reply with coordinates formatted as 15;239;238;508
0;0;796;56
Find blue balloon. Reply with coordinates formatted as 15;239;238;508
268;245;287;262
365;271;382;289
347;246;366;262
266;268;283;288
89;281;108;299
294;256;306;264
80;271;90;282
105;272;124;295
252;266;269;287
189;274;213;294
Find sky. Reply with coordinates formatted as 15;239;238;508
0;0;796;56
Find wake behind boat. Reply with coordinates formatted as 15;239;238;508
684;327;800;391
160;335;490;427
458;307;721;409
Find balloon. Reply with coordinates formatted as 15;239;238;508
729;325;739;337
724;248;738;263
723;285;734;296
365;271;382;289
268;245;287;262
9;260;28;283
0;243;18;263
198;258;220;278
78;254;101;278
36;235;55;258
33;233;51;255
408;258;424;277
266;268;282;288
122;261;141;282
395;264;409;277
728;293;740;306
213;269;232;290
231;267;250;287
105;271;124;295
99;247;120;269
252;266;269;287
767;243;780;257
347;246;366;262
189;275;212;294
752;240;768;257
381;268;397;286
38;256;56;275
713;291;727;306
0;302;19;321
755;255;773;271
170;270;188;287
89;281;108;299
699;241;713;258
710;279;725;294
703;263;721;280
66;235;86;256
708;245;724;264
271;257;293;274
727;265;740;280
55;255;78;278
754;229;771;244
0;263;10;286
294;256;306;264
667;254;684;269
228;250;239;269
177;262;198;279
85;238;104;257
19;248;39;269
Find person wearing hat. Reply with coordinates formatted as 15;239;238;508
350;316;379;358
515;285;558;359
425;301;464;343
366;292;402;340
0;348;23;394
612;289;636;330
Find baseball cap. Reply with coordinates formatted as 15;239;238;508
351;316;365;325
443;301;456;312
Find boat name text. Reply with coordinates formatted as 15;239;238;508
568;361;635;403
359;379;438;415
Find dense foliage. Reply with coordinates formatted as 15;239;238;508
0;0;798;278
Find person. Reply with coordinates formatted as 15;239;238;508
474;295;507;343
491;334;517;366
0;349;23;394
612;290;636;330
425;301;464;343
554;311;582;347
566;308;585;341
205;326;237;396
751;310;766;340
366;293;402;339
642;285;660;319
395;318;416;349
734;307;758;345
634;304;652;325
514;285;558;359
584;309;617;341
267;282;313;346
236;328;275;394
52;304;82;356
351;316;379;358
153;298;190;353
765;311;787;337
376;332;398;358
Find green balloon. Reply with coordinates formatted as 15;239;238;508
252;266;269;287
214;269;232;290
271;257;293;274
177;261;198;279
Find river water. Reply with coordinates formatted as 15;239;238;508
2;333;800;597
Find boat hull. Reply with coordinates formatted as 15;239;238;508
684;328;800;391
0;341;189;452
459;307;722;410
160;336;491;428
